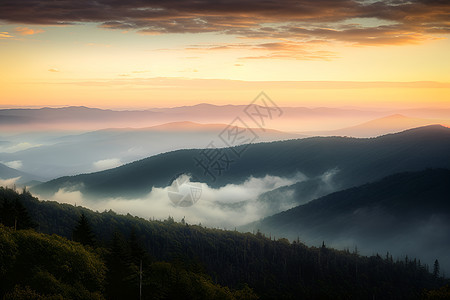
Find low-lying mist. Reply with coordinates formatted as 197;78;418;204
37;172;327;229
282;211;450;274
0;176;21;187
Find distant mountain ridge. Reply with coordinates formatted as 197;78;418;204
305;114;450;137
3;104;450;133
32;125;450;200
86;121;292;133
0;104;386;132
1;122;300;179
0;163;43;184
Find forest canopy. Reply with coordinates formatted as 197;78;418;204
0;186;448;299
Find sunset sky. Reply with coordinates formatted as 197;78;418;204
0;0;449;109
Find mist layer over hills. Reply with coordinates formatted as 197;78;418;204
1;106;449;279
15;125;446;247
243;169;450;271
305;114;450;137
1;105;449;181
2;187;445;300
2;105;449;134
32;125;450;199
0;122;299;179
0;105;386;132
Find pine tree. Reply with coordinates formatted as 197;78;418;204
129;228;146;266
72;213;95;246
433;259;440;278
106;231;135;299
0;198;14;227
0;197;36;230
13;198;36;230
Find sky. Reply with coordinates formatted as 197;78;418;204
0;0;449;109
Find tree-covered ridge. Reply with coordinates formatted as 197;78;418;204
0;187;36;230
1;187;448;299
33;125;450;199
244;168;450;272
0;225;105;299
0;224;256;300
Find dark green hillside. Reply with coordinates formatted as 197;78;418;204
0;225;106;299
244;168;450;272
33;125;450;199
1;187;447;299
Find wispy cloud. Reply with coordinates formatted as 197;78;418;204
0;176;21;187
2;160;23;170
184;42;337;61
86;42;111;47
245;42;337;60
15;27;44;36
0;142;40;153
93;158;122;171
55;77;450;89
48;68;59;72
0;31;13;39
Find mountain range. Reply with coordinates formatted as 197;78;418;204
32;125;450;200
0;162;43;184
3;122;450;275
2;105;450;181
2;105;450;133
305;114;450;137
0;104;395;132
242;168;450;271
0;121;300;179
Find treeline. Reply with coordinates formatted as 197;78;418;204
0;188;255;299
0;224;255;300
0;224;105;299
0;187;448;299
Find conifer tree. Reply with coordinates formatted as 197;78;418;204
73;213;95;246
433;259;440;278
0;196;36;230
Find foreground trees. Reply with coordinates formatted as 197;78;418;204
1;187;448;299
0;225;105;299
0;188;35;230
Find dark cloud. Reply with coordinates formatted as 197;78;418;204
0;0;448;46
